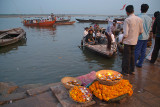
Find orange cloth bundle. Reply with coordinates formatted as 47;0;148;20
89;79;133;101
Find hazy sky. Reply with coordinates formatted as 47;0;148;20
0;0;160;15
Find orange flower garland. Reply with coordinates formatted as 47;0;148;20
69;86;92;103
89;79;133;101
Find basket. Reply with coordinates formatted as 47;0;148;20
96;70;123;86
61;77;82;89
69;86;92;103
97;78;121;86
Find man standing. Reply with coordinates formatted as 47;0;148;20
122;5;143;75
134;4;152;68
150;11;160;64
106;20;117;35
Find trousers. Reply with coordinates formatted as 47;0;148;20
122;44;135;74
135;40;148;67
150;37;160;63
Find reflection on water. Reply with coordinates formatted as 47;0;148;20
81;47;122;72
24;26;56;35
0;17;122;85
0;38;27;54
24;26;56;31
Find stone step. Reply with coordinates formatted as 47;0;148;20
26;82;60;96
0;92;27;105
1;91;61;107
50;84;96;107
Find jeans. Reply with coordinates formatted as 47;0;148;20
150;37;160;63
122;44;135;74
135;40;148;67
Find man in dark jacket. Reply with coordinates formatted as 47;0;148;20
85;30;95;45
150;11;160;63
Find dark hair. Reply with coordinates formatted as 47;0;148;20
154;11;160;18
88;30;93;33
141;4;149;13
105;32;109;36
126;5;134;13
120;28;123;31
85;27;89;30
113;20;117;23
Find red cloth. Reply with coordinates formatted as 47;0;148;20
120;4;126;10
76;71;96;86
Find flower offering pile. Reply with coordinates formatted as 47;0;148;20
97;70;123;81
65;80;81;86
69;86;92;103
89;79;133;101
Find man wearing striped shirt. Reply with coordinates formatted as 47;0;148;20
135;4;152;68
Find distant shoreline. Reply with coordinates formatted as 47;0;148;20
0;14;153;18
0;14;126;18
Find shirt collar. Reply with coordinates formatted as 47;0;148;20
140;13;146;15
129;13;135;17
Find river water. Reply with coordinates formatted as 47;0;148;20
0;16;122;85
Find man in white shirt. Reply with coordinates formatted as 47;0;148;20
83;27;89;37
118;28;124;43
106;20;117;35
82;27;89;44
122;5;143;75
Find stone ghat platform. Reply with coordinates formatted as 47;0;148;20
0;58;160;107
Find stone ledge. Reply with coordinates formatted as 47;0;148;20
50;84;96;107
0;92;27;105
26;82;60;96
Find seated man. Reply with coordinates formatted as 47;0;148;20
118;28;124;43
85;30;95;45
96;30;101;44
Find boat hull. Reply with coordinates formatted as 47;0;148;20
89;19;108;24
56;19;70;23
23;20;56;27
0;28;26;47
76;19;92;23
55;21;75;25
84;44;116;58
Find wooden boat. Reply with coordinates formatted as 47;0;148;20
23;20;56;27
114;18;125;21
89;19;108;24
56;19;70;23
0;28;26;47
0;28;19;35
76;18;92;23
84;44;117;58
55;21;75;25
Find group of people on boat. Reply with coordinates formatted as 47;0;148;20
82;20;121;51
23;13;56;24
82;4;160;76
